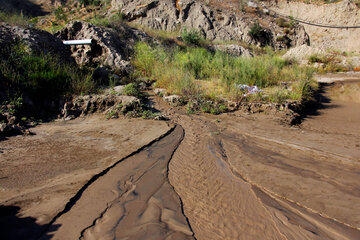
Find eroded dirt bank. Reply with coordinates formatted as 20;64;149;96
270;0;360;53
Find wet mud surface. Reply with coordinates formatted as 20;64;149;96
158;78;360;240
1;76;360;239
0;117;172;240
44;125;194;240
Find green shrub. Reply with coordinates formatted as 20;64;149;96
0;42;95;102
89;15;110;27
248;23;263;38
308;54;326;63
275;18;290;28
181;28;202;46
123;83;141;98
0;95;23;115
140;110;158;119
106;110;118;119
132;42;157;78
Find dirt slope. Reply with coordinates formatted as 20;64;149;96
270;0;360;52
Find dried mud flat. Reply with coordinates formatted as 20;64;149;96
1;76;360;240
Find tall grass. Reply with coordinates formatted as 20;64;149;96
0;10;30;26
0;42;96;102
133;42;316;102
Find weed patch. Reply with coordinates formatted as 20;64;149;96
123;83;142;98
0;42;96;119
0;10;30;26
133;42;317;107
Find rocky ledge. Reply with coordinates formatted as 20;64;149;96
109;0;309;49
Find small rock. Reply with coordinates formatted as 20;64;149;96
113;85;125;95
65;115;76;121
154;88;167;95
138;82;147;90
7;116;16;125
0;123;7;132
164;95;181;104
313;62;325;68
248;1;258;8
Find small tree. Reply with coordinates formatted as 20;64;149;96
181;28;202;46
248;23;263;39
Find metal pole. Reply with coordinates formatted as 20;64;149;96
63;39;93;45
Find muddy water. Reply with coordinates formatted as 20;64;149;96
38;79;360;240
43;125;195;240
156;80;360;240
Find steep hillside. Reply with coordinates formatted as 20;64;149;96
269;0;360;52
108;0;309;49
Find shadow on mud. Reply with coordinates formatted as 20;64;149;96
0;205;60;240
297;83;340;123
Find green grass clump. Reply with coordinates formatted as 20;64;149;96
308;53;349;72
123;83;142;98
133;42;316;104
54;7;67;22
0;10;30;26
0;42;95;103
88;12;125;27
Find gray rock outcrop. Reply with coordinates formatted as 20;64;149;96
283;44;325;63
0;24;73;62
55;21;152;76
109;0;309;49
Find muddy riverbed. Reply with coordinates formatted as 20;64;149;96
1;75;360;240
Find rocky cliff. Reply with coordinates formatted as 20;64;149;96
109;0;310;49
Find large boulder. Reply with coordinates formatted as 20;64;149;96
283;44;325;63
55;21;152;76
109;0;309;49
0;24;73;62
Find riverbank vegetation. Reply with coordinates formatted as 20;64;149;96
0;42;95;120
133;42;317;105
0;10;30;26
